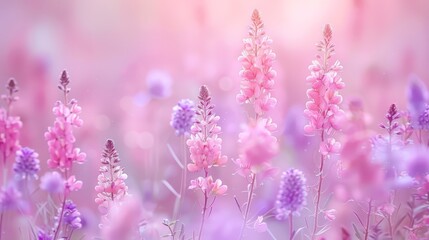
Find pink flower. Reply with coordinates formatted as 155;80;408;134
237;9;277;116
45;99;86;170
236;118;278;174
304;24;345;141
323;209;337;221
95;140;128;215
66;175;83;192
189;176;227;196
253;216;268;233
187;86;227;173
319;138;341;156
0;109;22;163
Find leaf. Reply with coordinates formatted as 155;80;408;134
316;225;330;235
352;224;363;240
292;227;305;240
354;211;365;228
167;144;184;169
162;180;180;198
394;215;407;232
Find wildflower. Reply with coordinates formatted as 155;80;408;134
37;229;52;240
0;184;24;211
237;119;278;172
407;75;428;129
404;147;429;179
146;70;172;99
276;169;307;220
13;147;40;179
95;139;128;214
187;86;227;172
40;171;65;193
237;9;277;116
61;200;82;230
189;176;227;196
170;99;196;136
45;71;86;171
253;216;268;233
0;78;22;164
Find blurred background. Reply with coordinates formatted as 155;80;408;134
0;0;429;239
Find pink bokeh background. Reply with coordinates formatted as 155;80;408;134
1;0;429;239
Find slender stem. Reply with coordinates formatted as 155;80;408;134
197;189;208;240
289;213;294;240
312;131;325;240
388;215;394;239
0;211;4;240
167;225;175;240
53;195;66;240
364;200;372;240
238;173;256;240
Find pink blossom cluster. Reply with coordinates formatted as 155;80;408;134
0;79;22;164
304;24;345;155
237;9;277;116
95;139;128;215
187;86;227;174
236;10;278;178
189;176;227;196
45;99;86;170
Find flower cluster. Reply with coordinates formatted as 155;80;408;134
170;99;196;136
275;169;307;220
61;200;82;230
235;119;278;176
45;98;86;170
13;147;40;179
189;176;227;196
407;76;429;130
237;9;277;116
187;86;227;173
95;139;128;214
304;24;345;147
0;79;22;164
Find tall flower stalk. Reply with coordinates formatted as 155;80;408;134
95;139;128;216
187;86;227;240
236;9;278;240
45;70;86;240
304;24;344;239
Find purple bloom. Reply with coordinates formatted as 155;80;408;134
37;229;52;240
62;200;82;230
418;105;429;130
405;147;429;179
0;184;27;212
40;171;65;193
170;99;196;136
407;75;429;129
146;70;172;99
13;147;40;179
275;169;307;220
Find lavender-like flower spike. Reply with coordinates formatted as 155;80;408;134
170;99;196;136
37;229;53;240
61;200;82;230
13;147;40;179
380;104;401;135
276;169;307;220
407;75;429;129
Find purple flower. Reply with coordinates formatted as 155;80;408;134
170;99;196;136
37;229;52;240
13;147;40;179
405;147;429;179
62;200;82;230
0;184;27;212
40;171;65;193
418;105;429;130
146;70;172;99
407;75;429;129
275;169;307;220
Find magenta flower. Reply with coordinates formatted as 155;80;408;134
95;139;128;215
0;79;22;165
237;9;277;116
187;86;227;173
